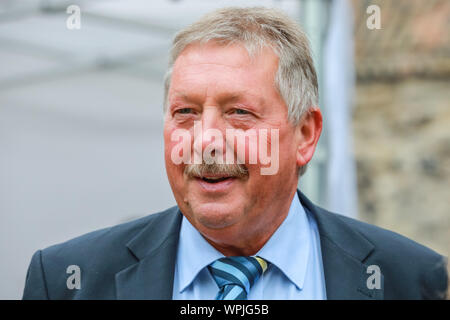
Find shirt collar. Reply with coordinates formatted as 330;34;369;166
176;192;310;292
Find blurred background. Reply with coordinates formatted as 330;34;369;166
0;0;448;299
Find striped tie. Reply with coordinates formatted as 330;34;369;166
208;256;268;300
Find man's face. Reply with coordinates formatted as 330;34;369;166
164;41;304;248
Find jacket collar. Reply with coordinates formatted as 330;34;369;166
298;190;383;299
116;191;383;299
115;206;182;299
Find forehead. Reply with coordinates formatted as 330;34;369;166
169;41;279;101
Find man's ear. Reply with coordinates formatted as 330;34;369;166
296;107;323;167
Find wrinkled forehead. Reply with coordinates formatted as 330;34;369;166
169;42;280;100
170;36;280;65
173;41;278;72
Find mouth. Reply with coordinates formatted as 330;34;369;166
198;175;235;184
192;174;238;192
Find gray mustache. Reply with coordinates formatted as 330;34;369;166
184;162;248;178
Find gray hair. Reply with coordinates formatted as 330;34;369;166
163;6;318;125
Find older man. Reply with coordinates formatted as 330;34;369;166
23;7;447;300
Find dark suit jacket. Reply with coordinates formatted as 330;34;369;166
22;191;448;299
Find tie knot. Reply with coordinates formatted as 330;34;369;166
208;256;268;299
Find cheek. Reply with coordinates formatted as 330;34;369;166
229;130;278;166
232;135;258;165
280;129;298;160
164;124;193;166
163;128;174;163
254;128;295;176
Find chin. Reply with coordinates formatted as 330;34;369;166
189;201;243;230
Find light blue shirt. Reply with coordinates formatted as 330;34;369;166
172;192;327;299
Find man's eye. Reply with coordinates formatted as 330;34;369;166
176;108;192;114
234;109;250;115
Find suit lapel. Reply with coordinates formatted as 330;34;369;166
115;207;182;299
299;191;384;299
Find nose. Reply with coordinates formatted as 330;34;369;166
193;107;227;163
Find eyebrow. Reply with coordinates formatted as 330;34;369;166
170;92;202;105
170;90;265;108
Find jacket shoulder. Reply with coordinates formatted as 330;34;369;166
319;208;448;299
23;206;179;299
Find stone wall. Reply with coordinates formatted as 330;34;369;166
351;0;450;256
